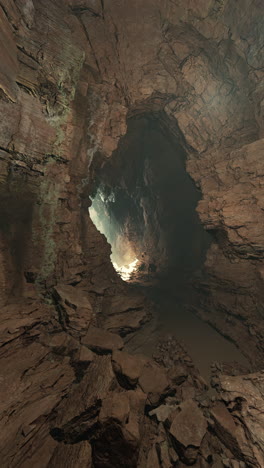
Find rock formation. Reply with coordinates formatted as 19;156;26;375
0;0;263;467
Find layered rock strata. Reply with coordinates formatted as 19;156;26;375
0;0;263;467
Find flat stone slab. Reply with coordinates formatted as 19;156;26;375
81;326;124;354
170;399;207;448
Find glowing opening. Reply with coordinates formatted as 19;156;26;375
89;193;139;281
113;258;139;281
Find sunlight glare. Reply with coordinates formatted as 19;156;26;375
113;258;139;281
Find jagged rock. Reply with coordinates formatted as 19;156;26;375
146;445;160;468
81;326;124;354
93;407;142;468
0;0;264;467
112;350;149;387
209;402;243;459
50;355;116;449
0;334;75;467
109;294;148;313
104;309;151;337
159;439;173;468
212;372;264;467
149;404;176;423
169;446;179;464
54;284;93;311
79;346;95;363
169;364;188;386
54;284;93;335
169;400;207;451
138;360;171;405
0;6;19;101
99;392;130;425
48;440;92;468
125;389;147;441
46;331;80;356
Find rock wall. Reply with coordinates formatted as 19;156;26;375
81;0;264;364
0;0;263;466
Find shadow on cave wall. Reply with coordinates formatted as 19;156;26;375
90;113;211;283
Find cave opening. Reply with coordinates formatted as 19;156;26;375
90;113;211;285
89;113;250;380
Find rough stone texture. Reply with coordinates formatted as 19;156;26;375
54;284;93;336
103;293;152;336
0;0;263;466
112;350;149;387
48;440;92;468
212;372;264;468
193;138;264;366
170;400;208;448
138;360;171;405
81;325;124;353
0;299;75;467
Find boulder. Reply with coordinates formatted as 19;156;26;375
213;372;264;467
104;294;151;336
149;404;176;423
125;389;147;441
99;392;130;425
112;350;149;387
93;389;145;468
138;361;171;405
54;285;93;335
81;326;124;354
104;309;150;336
170;400;207;448
79;346;95;363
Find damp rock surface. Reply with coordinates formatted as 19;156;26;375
0;0;263;467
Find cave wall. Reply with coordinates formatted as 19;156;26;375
0;0;263;466
1;0;263;311
79;0;264;364
0;0;112;302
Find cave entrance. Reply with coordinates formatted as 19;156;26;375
89;113;211;283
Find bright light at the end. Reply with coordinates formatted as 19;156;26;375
113;258;139;281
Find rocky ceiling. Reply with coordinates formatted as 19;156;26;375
0;0;263;467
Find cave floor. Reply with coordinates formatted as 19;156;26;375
125;277;250;387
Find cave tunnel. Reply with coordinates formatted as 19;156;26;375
89;113;250;380
1;1;264;466
90;113;211;284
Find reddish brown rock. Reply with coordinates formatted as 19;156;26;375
49;440;92;468
138;360;171;405
0;0;263;467
54;284;93;335
112;350;149;387
81;325;124;354
169;400;208;448
99;392;130;425
79;345;95;363
146;445;160;468
212;372;264;468
0;5;19;101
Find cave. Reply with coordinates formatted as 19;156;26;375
0;1;264;467
90;113;211;283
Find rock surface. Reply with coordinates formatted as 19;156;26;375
0;0;263;467
81;326;124;353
